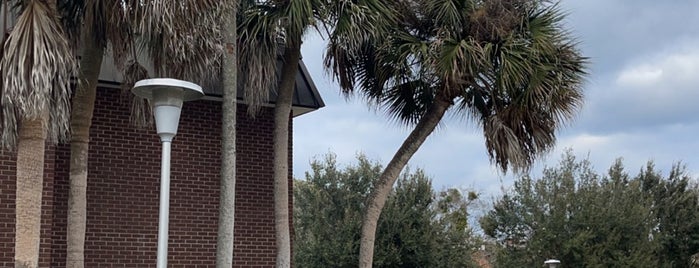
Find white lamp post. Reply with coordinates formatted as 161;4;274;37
544;259;561;268
132;78;204;268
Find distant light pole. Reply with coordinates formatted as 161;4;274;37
132;78;204;268
544;259;561;268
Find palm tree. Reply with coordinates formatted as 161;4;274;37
59;1;234;267
0;0;76;267
126;2;249;267
237;1;324;266
325;0;587;267
216;1;238;267
59;2;135;267
65;27;104;268
239;1;393;265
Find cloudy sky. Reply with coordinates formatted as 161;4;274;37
293;0;699;198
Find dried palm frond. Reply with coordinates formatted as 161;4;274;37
120;60;152;128
132;0;233;85
237;0;280;115
1;0;77;150
110;0;233;125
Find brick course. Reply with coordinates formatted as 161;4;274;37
0;87;294;267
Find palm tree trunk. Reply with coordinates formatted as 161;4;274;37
216;5;237;267
66;35;104;268
15;112;49;268
358;94;452;268
273;38;301;268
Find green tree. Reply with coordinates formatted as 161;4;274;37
432;188;480;268
373;169;437;267
294;154;478;267
481;152;699;267
324;1;587;266
638;163;699;267
294;154;377;267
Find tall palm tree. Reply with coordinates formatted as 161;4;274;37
0;0;76;267
239;1;393;265
59;1;234;267
238;1;323;266
58;2;135;267
216;1;238;267
65;28;104;268
127;2;247;267
325;0;587;266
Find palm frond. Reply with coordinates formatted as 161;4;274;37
120;60;152;128
1;0;77;150
324;0;395;92
128;0;234;91
474;2;587;172
236;0;325;115
145;2;227;79
57;0;84;45
237;1;279;114
424;0;473;31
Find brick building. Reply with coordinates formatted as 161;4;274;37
0;56;324;267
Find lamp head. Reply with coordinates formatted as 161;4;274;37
132;78;204;142
544;259;561;268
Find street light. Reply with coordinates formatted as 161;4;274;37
544;259;561;268
132;78;204;268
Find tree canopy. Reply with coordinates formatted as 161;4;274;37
481;151;699;267
294;153;480;267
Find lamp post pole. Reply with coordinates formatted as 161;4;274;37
157;139;172;268
132;78;204;268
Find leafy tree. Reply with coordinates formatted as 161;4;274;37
481;152;699;267
373;169;437;267
638;163;699;267
294;154;478;267
324;0;587;266
294;154;377;267
432;188;481;268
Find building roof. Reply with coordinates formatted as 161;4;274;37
97;52;325;117
201;59;325;117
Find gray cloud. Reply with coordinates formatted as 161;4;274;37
577;40;699;133
562;0;699;75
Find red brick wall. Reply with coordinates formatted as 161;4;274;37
0;86;294;267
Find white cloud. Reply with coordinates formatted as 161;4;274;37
615;44;699;90
616;65;663;87
578;39;699;133
558;133;612;150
